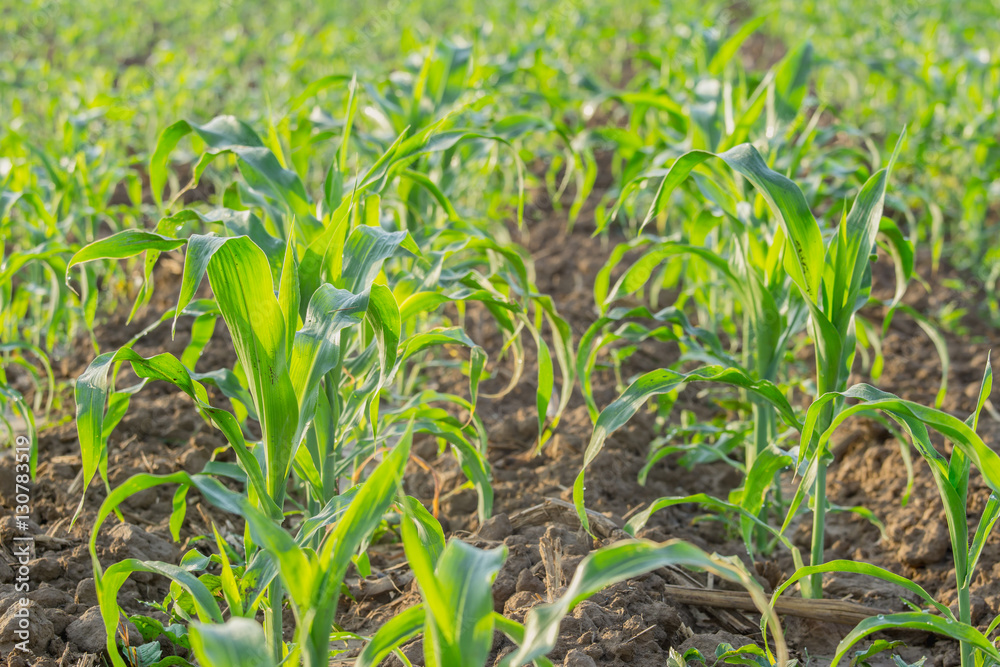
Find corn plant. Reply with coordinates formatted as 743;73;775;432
356;496;791;667
768;358;1000;665
575;131;943;600
64;94;578;662
594;24;816;237
87;428;413;667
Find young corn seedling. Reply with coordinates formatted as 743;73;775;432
771;358;1000;666
86;426;414;667
357;496;791;667
597;27;815;237
575;129;943;599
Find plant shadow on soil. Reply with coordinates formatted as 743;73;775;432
2;165;999;667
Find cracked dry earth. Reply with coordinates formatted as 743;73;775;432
3;176;1000;667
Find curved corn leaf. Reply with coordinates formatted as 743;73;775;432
831;613;999;666
502;539;787;667
631;145;824;302
355;605;426;667
75;349;279;521
770;560;951;620
577;365;800;533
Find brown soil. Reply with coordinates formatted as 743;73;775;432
2;164;999;667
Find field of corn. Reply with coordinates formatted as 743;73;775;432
3;1;1000;665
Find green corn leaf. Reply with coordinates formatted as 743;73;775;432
816;385;1000;496
707;15;769;75
405;418;493;522
624;493;806;573
767;560;953;647
425;540;505;667
355;605;426;667
289;284;370;443
204;236;299;498
849;639;905;667
366;283;401;390
189;618;274;667
278;230;300;362
831;613;999;666
398;289;518;322
531;325;555;450
339;225;420;293
739;444;793;555
491;615;554;667
402;498;506;667
75;348;280;521
876;218;914;310
401;496;446;564
88;472;224;667
74;351;119;513
150;116;311;220
65;229;186;287
503;539;787;667
967;494;999;588
830;130;904;329
175;233;230;335
577;365;800;534
211;525;245;617
634;145;824;302
301;430;413;665
0;384;37;477
150;116;263;208
576;305;730;421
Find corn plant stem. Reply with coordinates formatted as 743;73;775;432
958;584;972;667
808;363;840;599
955;504;972;666
750;401;777;553
265;487;286;662
809;463;827;598
266;577;284;663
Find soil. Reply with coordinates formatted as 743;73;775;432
2;160;999;667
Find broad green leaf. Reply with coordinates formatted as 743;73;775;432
339;225;420;293
190;618;274;667
204;236;299;498
831;613;999;666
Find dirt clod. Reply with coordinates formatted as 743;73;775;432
65;606;141;654
0;600;54;655
478;513;513;541
563;648;598;666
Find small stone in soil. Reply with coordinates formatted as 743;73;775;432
515;569;545;594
